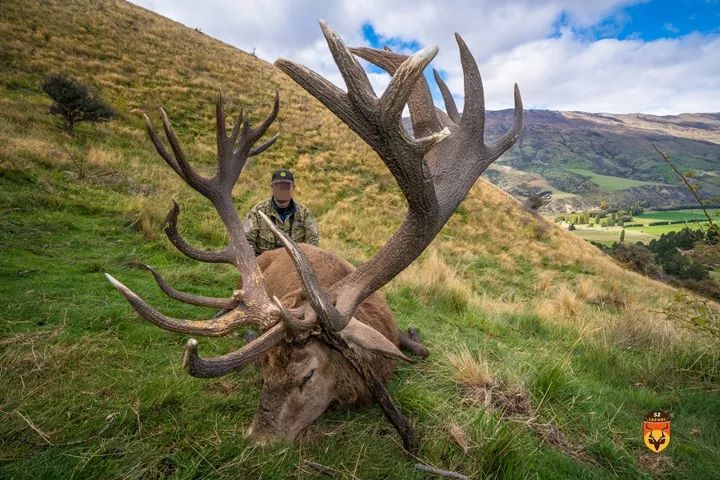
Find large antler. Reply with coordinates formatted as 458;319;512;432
274;22;523;330
263;22;522;453
106;93;291;376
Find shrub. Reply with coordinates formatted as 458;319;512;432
606;242;661;277
41;74;115;132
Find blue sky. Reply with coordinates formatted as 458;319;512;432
606;0;719;40
133;0;720;113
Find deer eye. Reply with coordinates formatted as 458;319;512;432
301;369;315;386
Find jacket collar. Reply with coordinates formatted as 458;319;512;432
270;197;296;219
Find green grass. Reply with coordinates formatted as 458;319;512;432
2;1;720;479
633;209;720;223
568;209;719;244
626;222;713;236
565;168;669;192
571;227;656;245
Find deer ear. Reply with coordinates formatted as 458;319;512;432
340;318;411;363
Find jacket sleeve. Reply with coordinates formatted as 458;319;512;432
304;211;320;246
244;209;261;255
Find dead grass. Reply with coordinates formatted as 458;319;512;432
537;284;584;324
446;345;495;390
469;293;528;316
599;306;680;350
575;277;598;303
396;250;473;310
127;195;167;240
448;422;471;453
536;271;556;294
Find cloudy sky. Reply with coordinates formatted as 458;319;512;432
131;0;720;114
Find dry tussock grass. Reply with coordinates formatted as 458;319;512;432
86;145;122;169
446;345;495;390
575;277;598;303
537;284;584;324
536;270;556;294
598;306;681;350
470;293;527;316
448;422;471;453
127;195;167;240
396;250;473;307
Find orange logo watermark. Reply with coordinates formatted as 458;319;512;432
643;410;671;453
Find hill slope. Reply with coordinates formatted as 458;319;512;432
483;110;720;212
1;1;719;478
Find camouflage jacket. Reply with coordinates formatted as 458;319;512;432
244;198;319;255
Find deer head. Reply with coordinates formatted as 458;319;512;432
106;22;522;446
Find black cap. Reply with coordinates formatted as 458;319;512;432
271;168;294;183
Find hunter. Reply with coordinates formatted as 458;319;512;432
244;168;319;255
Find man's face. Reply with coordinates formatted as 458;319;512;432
271;181;294;206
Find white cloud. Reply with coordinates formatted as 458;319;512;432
478;32;720;113
130;0;719;114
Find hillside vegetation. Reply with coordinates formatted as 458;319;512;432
1;1;720;479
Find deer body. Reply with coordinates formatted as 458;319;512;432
250;244;398;441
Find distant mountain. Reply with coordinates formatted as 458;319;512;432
478;110;720;212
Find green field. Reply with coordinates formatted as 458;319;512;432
565;168;668;192
568;209;718;244
633;209;720;223
626;222;713;236
571;228;656;245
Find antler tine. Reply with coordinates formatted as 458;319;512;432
455;33;485;137
158;107;211;195
319;21;377;109
274;58;349;122
379;45;438;127
432;68;460;123
143;113;187;182
105;274;275;335
248;90;280;144
164;201;234;264
229;108;246;145
257;211;345;330
250;133;279;157
182;323;286;378
488;83;523;158
350;46;442;138
144;265;239;310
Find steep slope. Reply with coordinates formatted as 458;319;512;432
1;1;719;479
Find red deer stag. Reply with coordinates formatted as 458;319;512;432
106;22;522;452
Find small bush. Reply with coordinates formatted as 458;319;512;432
606;242;661;277
42;74;115;132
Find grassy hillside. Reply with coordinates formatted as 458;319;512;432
2;1;720;478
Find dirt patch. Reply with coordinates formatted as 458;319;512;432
459;380;593;466
638;452;673;477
